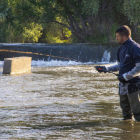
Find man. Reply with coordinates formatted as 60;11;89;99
95;25;140;121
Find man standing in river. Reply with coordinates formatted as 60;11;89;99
95;25;140;121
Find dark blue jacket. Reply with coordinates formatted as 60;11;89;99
117;38;140;82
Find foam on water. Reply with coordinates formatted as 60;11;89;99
0;59;115;69
31;60;83;67
31;60;113;67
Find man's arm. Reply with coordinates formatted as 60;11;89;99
106;62;119;72
123;62;140;81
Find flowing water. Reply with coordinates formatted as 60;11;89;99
0;60;140;140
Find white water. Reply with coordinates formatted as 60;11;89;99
0;60;114;69
31;60;83;67
101;50;111;63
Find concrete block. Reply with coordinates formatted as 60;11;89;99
3;56;32;74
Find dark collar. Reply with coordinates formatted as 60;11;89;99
122;38;132;46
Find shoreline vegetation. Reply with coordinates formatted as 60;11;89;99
0;0;140;44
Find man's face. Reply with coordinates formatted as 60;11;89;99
116;33;124;45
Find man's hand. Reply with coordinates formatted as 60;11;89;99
117;74;126;83
94;66;107;73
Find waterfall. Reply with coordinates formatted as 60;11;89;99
101;50;110;63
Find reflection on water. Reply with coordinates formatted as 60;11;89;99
0;64;140;140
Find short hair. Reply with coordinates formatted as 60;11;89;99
116;25;131;38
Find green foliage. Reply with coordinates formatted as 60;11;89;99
81;0;99;15
22;23;43;43
7;0;43;22
110;22;119;42
90;34;108;43
123;0;140;23
1;0;140;43
0;0;44;43
40;21;72;43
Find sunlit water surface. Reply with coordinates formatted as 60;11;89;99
0;60;140;140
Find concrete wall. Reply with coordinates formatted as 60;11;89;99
3;56;32;74
0;43;119;62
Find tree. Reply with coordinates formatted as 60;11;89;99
0;0;43;43
1;0;140;43
39;0;131;43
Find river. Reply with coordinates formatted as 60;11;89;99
0;60;140;140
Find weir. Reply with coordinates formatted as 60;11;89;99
0;43;119;62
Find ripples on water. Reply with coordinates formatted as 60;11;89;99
0;61;140;140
